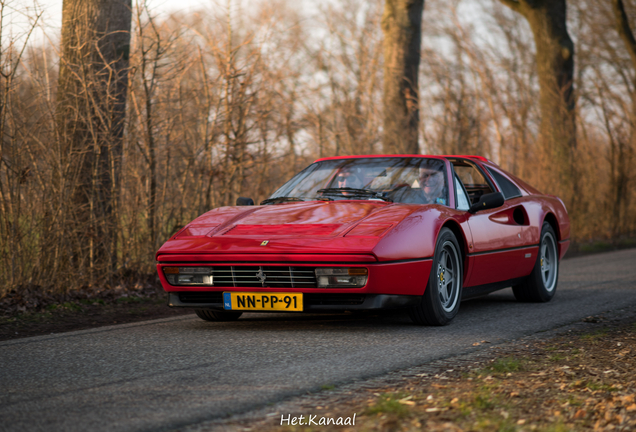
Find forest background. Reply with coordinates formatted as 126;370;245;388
1;0;635;299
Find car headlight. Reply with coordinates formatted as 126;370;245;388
163;267;213;285
315;268;368;288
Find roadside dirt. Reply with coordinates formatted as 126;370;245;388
347;319;636;432
348;323;636;431
0;289;192;341
199;311;636;432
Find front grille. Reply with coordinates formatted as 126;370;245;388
179;292;224;303
209;266;317;288
304;294;365;306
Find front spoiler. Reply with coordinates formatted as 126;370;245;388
168;292;421;312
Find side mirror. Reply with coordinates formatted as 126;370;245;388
236;197;254;206
469;192;504;214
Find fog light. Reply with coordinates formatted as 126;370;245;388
315;268;368;288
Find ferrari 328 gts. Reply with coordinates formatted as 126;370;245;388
156;155;570;325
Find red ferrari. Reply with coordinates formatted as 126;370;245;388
156;155;570;325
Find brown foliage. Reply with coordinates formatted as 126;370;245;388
0;0;635;299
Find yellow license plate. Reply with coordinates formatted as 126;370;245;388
223;292;303;311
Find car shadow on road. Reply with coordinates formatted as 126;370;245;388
180;289;527;332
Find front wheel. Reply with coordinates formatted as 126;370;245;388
409;228;463;326
512;222;559;302
195;309;243;322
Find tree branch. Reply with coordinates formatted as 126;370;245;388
498;0;522;14
613;0;636;70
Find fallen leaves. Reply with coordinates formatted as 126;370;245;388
398;396;415;406
574;409;587;420
424;407;447;413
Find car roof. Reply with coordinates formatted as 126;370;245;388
313;154;491;163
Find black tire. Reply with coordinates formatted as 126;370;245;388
409;228;463;326
512;222;559;302
195;309;243;322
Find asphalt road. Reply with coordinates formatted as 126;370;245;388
1;249;636;432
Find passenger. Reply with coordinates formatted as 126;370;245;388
336;172;363;190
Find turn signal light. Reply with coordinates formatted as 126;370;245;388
315;268;368;288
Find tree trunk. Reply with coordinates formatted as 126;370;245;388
381;0;424;155
56;0;131;277
499;0;576;199
612;0;636;236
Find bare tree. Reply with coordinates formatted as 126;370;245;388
55;0;132;278
0;0;42;289
381;0;424;154
610;0;636;236
5;0;636;301
128;1;182;250
498;0;577;201
307;0;384;157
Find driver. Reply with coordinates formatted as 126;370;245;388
417;166;446;205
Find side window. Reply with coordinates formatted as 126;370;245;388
485;167;522;200
452;163;494;205
455;175;470;211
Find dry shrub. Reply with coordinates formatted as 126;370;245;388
1;0;635;300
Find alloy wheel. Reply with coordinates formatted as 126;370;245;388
437;240;460;312
540;231;558;292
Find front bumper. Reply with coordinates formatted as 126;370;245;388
156;257;433;308
168;292;421;311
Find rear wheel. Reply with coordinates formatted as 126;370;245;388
195;309;243;322
409;228;463;326
513;222;559;302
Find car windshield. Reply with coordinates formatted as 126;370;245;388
265;157;448;205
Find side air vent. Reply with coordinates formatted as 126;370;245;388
513;206;528;225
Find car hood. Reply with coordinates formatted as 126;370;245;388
156;200;432;260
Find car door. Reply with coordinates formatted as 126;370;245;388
451;160;532;287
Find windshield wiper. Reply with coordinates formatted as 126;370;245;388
317;188;393;202
260;196;305;205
